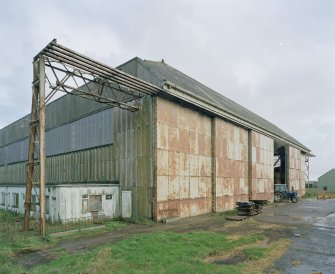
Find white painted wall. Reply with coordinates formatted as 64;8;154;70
0;184;120;223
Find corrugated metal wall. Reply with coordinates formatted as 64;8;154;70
0;94;154;218
0;108;113;165
0;90;106;147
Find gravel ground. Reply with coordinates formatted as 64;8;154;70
255;198;335;274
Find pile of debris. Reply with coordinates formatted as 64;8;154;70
226;200;268;221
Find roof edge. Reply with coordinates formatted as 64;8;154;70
161;80;310;153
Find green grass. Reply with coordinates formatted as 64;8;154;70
0;210;287;274
0;210;25;226
122;216;155;225
105;220;127;230
244;247;266;260
0;210;50;274
0;211;126;274
31;231;262;274
303;188;335;199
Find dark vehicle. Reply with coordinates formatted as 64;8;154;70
274;184;298;203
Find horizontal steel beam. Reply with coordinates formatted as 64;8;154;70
37;40;163;97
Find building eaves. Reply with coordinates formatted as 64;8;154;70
142;59;310;152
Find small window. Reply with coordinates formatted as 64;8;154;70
88;195;102;212
46;196;50;214
323;186;328;191
82;194;88;213
12;193;19;208
1;193;5;206
106;194;113;200
31;195;37;211
82;195;102;213
6;193;10;208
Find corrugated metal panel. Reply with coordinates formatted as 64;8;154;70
0;89;105;147
0;108;113;165
118;58;309;151
121;191;132;218
47;108;113;156
0;96;154;219
4;139;29;164
0;147;4;165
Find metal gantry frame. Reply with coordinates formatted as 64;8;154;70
24;39;162;235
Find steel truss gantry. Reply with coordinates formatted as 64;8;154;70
24;39;162;235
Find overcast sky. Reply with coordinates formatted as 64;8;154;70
0;0;334;180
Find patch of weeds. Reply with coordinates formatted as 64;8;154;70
215;209;238;217
292;260;302;266
242;238;291;273
123;216;155;225
0;231;50;273
244;247;266;260
303;189;335;199
0;210;23;224
105;220;127;231
232;234;264;245
31;231;255;274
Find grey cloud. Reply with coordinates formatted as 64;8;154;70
0;0;334;180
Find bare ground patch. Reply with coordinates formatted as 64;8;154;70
16;213;292;269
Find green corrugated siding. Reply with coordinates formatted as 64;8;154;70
0;95;154;218
0;90;106;146
318;169;335;192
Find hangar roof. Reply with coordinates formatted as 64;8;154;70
118;57;310;152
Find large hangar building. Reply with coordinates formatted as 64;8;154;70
0;44;311;222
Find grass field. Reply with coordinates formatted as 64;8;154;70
303;188;335;199
30;231;289;274
0;209;290;274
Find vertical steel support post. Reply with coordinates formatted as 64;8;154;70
39;56;46;236
152;96;158;221
285;145;290;188
248;130;253;200
211;117;217;212
305;155;310;183
24;60;40;231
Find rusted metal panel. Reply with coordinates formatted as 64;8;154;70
249;131;274;201
189;177;199;199
198;177;210;197
156;197;212;220
199;156;211;176
155;97;212;220
179;153;190;177
168;175;180;199
168;127;180;152
215;119;249;212
156;175;169;202
157;123;168;150
168;151;180;176
157;149;169;176
288;146;305;196
179;176;190;199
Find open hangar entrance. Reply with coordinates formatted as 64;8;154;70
274;139;311;194
274;140;287;185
